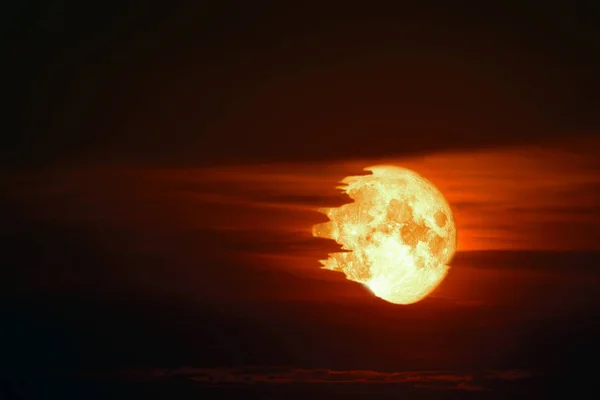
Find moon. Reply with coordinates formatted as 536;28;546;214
312;165;457;304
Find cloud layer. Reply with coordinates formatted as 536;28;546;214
91;366;535;392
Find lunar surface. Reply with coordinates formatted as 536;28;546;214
312;166;457;304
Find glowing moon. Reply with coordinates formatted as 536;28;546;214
312;165;456;304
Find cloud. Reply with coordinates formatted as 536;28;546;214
485;370;533;381
3;136;599;257
92;366;534;392
3;137;598;303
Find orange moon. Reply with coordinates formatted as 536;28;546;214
312;166;457;304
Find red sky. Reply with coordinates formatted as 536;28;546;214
3;135;598;306
9;136;597;250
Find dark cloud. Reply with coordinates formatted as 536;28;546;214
450;251;600;273
83;366;535;392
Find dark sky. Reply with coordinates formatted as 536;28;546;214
5;1;600;168
2;2;600;397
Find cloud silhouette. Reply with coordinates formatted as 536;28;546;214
92;366;535;392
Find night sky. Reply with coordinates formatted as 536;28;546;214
3;1;600;398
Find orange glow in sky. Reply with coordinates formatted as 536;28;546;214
4;137;598;256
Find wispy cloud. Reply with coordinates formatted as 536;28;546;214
2;137;597;271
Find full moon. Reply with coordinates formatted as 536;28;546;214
312;165;457;304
